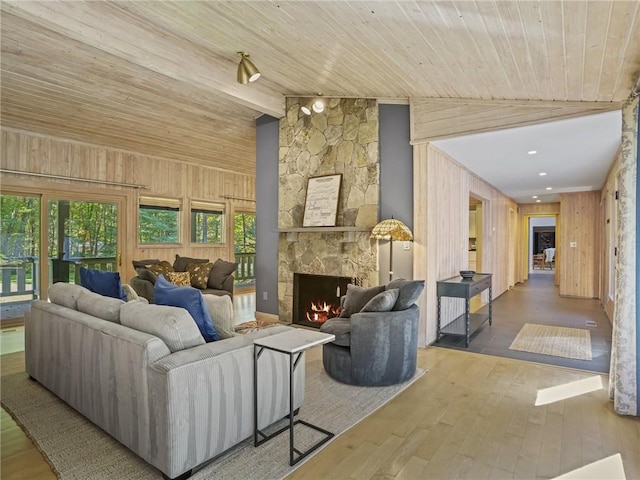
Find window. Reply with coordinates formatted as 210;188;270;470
191;201;225;244
138;197;181;244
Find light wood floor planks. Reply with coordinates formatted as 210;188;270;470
287;347;640;480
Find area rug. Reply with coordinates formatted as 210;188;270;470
1;351;424;479
509;323;592;361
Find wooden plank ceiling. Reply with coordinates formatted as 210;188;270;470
2;1;639;175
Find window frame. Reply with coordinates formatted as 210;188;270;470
189;200;227;246
137;196;182;246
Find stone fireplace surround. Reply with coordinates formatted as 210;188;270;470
278;98;380;324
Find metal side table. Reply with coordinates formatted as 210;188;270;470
254;329;335;466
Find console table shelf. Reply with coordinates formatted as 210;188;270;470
436;273;493;347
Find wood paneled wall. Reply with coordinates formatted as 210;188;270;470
558;191;600;298
413;143;517;346
0;129;255;283
600;154;621;320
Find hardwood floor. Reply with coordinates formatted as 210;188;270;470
435;274;612;373
288;348;640;480
2;292;639;479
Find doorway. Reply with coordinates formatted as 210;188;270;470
233;211;256;289
46;198;119;289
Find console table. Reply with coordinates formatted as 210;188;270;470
436;273;492;347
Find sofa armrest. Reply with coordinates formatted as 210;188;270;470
221;274;234;297
130;276;155;303
146;326;304;478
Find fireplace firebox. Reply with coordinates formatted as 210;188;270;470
293;273;353;328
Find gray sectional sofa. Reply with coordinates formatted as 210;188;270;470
25;283;304;479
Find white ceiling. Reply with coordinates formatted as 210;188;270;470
1;1;638;177
432;110;622;204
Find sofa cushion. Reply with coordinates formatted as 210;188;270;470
79;267;125;300
202;294;236;339
154;275;219;342
77;289;124;323
320;318;351;347
207;258;237;290
120;301;205;353
165;271;191;287
136;268;157;285
187;262;214;289
339;284;385;318
360;288;399;313
386;279;425;310
148;261;174;277
173;254;208;273
131;258;160;270
48;282;90;310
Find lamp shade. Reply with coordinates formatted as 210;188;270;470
370;218;413;241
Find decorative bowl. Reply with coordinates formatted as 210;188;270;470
460;270;476;280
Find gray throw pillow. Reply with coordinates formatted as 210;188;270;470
360;288;399;313
173;254;209;272
386;278;425;310
339;284;385;318
207;258;238;290
136;268;157;285
120;301;205;353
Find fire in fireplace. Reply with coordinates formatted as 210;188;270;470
293;273;353;328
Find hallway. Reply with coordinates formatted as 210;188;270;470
435;274;612;373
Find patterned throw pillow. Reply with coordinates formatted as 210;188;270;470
148;260;174;277
165;271;191;287
186;262;214;289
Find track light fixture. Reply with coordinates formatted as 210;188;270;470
300;96;326;115
236;52;260;84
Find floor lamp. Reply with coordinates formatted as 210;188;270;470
370;218;413;282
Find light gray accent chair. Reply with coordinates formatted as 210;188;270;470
320;279;423;386
26;283;304;480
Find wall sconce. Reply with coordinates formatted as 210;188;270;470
300;96;326;115
237;52;261;84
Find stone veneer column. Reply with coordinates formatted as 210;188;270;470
278;98;380;323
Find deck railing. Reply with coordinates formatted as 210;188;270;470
234;253;255;283
0;257;37;298
0;256;117;301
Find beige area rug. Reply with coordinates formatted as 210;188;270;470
1;351;424;480
509;323;592;361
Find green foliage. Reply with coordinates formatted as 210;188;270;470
1;195;118;262
1;194;40;261
48;200;117;258
191;211;223;243
234;212;256;254
139;207;179;243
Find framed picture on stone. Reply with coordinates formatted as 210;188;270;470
302;174;342;227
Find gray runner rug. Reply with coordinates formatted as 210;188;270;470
1;351;424;480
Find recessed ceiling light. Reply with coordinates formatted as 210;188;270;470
546;187;552;190
532;195;538;199
528;150;537;155
539;172;547;176
536;200;541;203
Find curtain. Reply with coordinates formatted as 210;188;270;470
609;96;638;416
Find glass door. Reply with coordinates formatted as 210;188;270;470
0;194;41;323
47;199;119;288
233;211;256;288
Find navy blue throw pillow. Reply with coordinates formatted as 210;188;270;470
154;275;219;342
79;267;125;300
